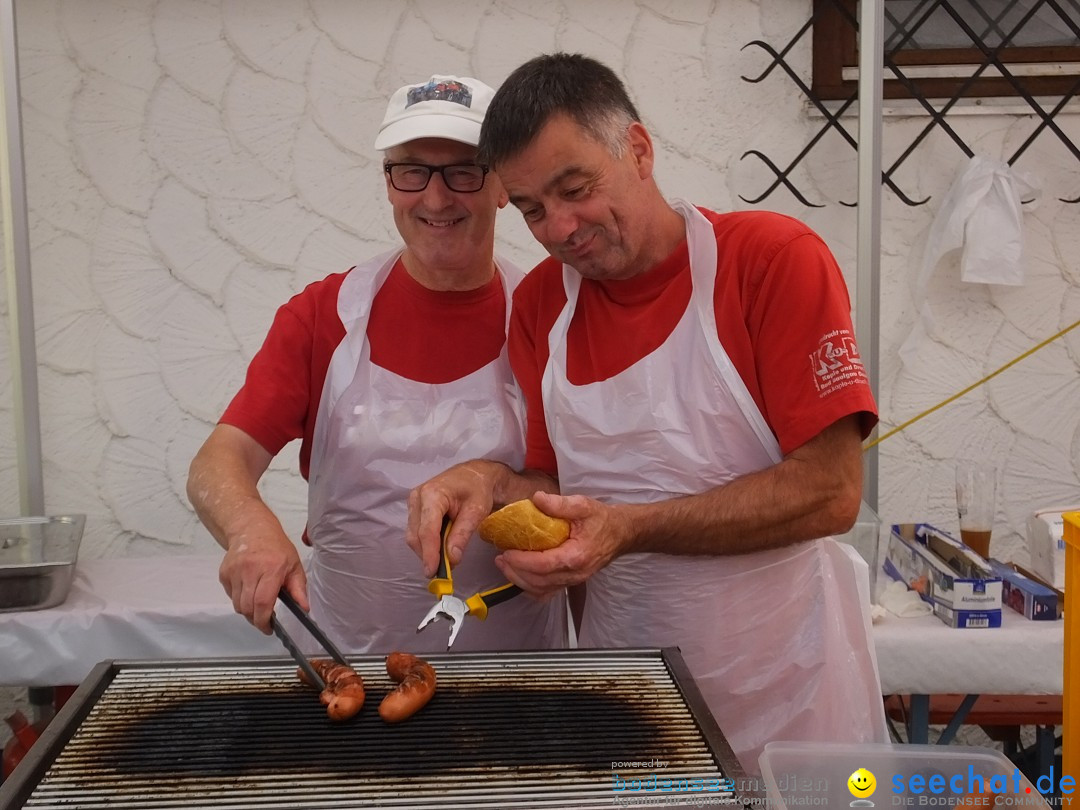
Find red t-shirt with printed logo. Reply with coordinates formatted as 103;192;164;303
508;207;878;476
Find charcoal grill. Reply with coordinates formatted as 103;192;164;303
0;648;758;809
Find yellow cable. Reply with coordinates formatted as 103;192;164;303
864;316;1080;450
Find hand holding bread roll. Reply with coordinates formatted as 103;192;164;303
477;499;570;551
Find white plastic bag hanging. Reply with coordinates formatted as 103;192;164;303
926;154;1039;286
900;155;1041;365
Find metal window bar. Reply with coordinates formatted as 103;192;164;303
740;6;920;205
742;0;1080;206
876;0;1080;196
938;0;1080;164
883;0;941;51
968;1;1016;45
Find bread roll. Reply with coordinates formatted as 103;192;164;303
477;499;570;551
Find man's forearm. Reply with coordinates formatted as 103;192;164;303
188;457;269;551
618;415;863;557
188;425;307;627
187;426;279;551
623;465;858;556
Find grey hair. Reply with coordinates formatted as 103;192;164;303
478;53;641;167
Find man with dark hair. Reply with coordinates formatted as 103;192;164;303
188;74;566;654
408;53;885;769
478;53;641;165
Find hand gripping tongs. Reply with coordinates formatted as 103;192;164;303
417;516;523;649
270;587;350;692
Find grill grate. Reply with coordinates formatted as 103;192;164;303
2;649;750;809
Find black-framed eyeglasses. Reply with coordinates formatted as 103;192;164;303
384;162;490;193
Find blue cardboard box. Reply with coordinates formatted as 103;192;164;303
987;558;1061;620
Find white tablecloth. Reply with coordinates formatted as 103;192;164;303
0;556;281;686
872;609;1063;695
0;556;1067;695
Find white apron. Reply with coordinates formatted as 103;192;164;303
543;200;885;773
299;249;567;654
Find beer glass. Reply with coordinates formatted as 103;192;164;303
954;460;996;559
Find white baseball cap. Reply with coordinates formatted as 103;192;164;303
374;75;496;150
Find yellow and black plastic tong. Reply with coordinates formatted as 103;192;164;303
416;517;522;648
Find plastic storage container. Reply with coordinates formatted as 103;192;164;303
758;741;1048;810
0;515;86;612
1064;510;1079;806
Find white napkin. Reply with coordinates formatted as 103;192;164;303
900;155;1041;364
878;580;933;618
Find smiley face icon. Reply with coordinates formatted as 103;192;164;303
848;768;877;799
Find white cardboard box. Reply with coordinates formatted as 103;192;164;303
1026;505;1076;591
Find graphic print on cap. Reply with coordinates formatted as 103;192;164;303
406;79;473;108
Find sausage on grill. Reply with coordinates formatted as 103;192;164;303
378;652;436;723
297;658;365;721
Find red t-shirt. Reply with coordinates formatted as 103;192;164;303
509;208;878;476
221;258;508;479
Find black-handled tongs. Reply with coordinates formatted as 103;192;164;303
270;588;349;692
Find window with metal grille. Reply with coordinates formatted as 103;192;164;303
813;0;1080;101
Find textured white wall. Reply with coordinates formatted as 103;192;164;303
1;0;1079;744
0;0;858;559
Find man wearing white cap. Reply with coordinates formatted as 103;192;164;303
188;75;567;654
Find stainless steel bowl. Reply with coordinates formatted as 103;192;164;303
0;515;86;612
